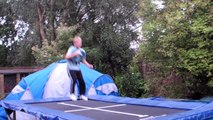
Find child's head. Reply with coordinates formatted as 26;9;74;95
73;36;82;48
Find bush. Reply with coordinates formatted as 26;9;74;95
32;26;77;65
115;63;149;98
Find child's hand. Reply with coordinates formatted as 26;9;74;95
88;64;93;69
73;50;81;56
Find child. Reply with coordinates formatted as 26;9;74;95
65;36;93;101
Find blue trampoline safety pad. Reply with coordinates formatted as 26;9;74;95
89;95;213;120
1;95;213;120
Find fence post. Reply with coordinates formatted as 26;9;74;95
0;74;4;98
16;73;21;84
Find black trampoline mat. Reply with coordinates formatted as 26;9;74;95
28;100;187;120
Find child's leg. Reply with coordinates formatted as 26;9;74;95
76;71;86;95
69;70;78;94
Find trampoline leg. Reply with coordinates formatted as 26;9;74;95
5;109;16;120
13;111;16;120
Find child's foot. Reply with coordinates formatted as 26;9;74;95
80;95;88;101
70;94;77;101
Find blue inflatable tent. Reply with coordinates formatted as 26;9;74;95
0;60;118;119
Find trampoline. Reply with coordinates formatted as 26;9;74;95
1;95;213;120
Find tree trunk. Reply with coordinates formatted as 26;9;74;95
37;0;47;41
49;0;56;41
62;0;82;26
62;0;71;25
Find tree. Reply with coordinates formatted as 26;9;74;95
12;0;139;74
32;26;77;65
79;0;139;75
0;0;17;46
138;0;213;99
7;39;36;66
0;45;8;66
0;0;139;77
115;58;148;98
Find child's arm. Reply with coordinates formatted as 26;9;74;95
82;59;93;69
65;48;80;59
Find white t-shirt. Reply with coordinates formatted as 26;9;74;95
66;46;86;71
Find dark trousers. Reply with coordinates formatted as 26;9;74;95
69;70;86;95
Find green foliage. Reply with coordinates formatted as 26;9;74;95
84;47;104;69
115;61;148;98
97;24;135;74
78;0;139;75
0;45;8;66
138;0;213;98
7;40;36;66
4;0;139;74
32;26;77;65
32;39;60;65
0;0;17;46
